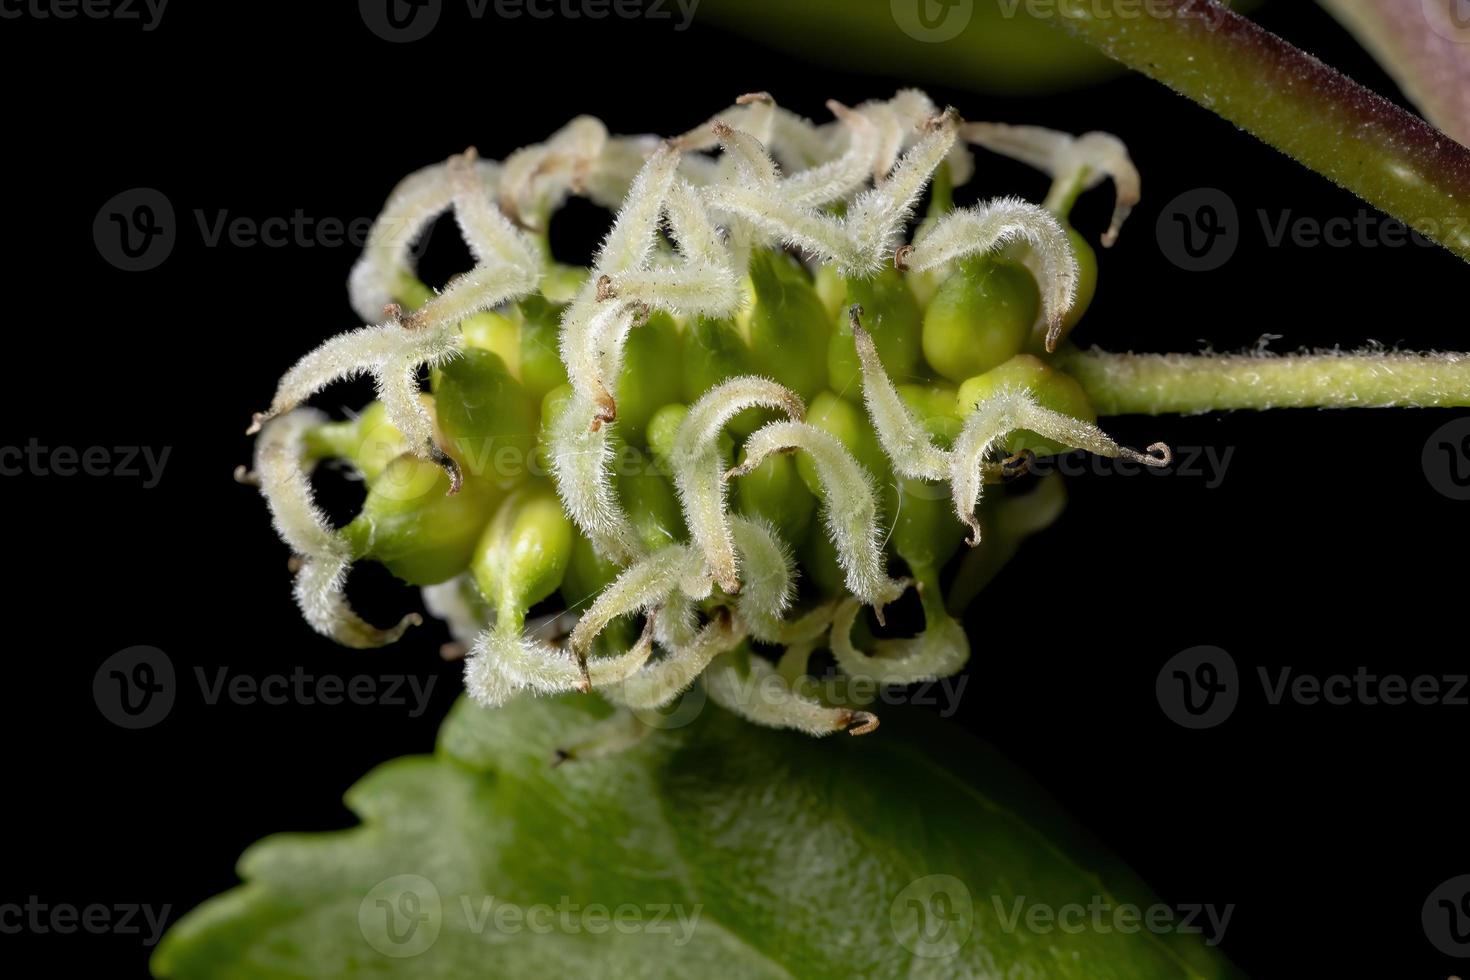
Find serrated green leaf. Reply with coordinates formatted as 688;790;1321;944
153;696;1243;979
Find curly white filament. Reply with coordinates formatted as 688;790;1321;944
898;196;1078;352
962;122;1140;247
673;377;805;593
253;411;419;648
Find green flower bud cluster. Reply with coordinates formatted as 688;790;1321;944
286;228;1108;679
248;96;1181;739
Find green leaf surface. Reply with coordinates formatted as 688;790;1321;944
153;696;1242;979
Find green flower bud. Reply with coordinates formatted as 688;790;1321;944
796;392;901;545
812;262;845;317
540;263;589;305
303;401;405;484
562;531;621;609
1004;225;1097;354
461;298;570;406
906;161;956;308
534;383;574;476
1060;227;1098;339
890;475;966;574
432;347;537;490
679;318;780;440
539;383;575;435
460;310;520;367
922;256;1041;384
798;520;848;598
614;310;683;446
616;444;686;552
645;403;689;464
828;269;923;401
896;382;962;447
393;271;435;312
559;529;646;676
735;452;817;546
747;249;830;400
797;392;892;494
955;354;1097;458
682;313;753;394
646;402;736;470
472;483;574;627
345;457;501;587
515;295;571;404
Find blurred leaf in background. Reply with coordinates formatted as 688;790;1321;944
1318;0;1470;146
701;0;1118;94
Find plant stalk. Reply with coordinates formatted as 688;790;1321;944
1060;347;1470;414
1048;0;1470;262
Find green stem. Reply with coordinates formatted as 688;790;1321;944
1059;348;1470;415
1048;0;1470;263
1043;169;1088;219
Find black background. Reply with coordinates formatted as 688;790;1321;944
3;1;1467;976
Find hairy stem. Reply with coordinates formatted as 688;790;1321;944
1049;0;1470;262
1060;347;1470;414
